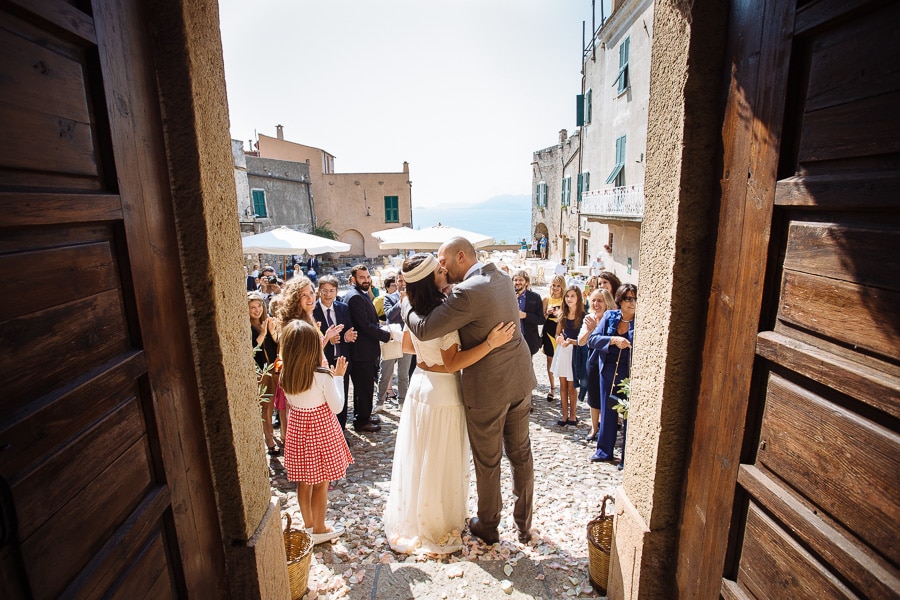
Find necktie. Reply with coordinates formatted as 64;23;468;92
326;307;334;328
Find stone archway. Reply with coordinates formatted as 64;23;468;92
339;229;365;257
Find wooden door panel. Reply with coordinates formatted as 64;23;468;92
679;0;900;595
735;504;859;599
782;222;899;290
758;373;900;563
0;0;221;596
778;270;899;358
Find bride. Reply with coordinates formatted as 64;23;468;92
384;253;516;554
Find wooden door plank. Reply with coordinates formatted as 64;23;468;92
756;331;900;418
0;288;131;411
6;0;96;44
739;464;900;598
783;221;900;291
0;351;147;477
799;91;900;162
778;269;899;360
677;0;796;595
758;373;900;563
59;485;173;600
774;173;900;208
737;503;860;598
0;193;123;226
104;533;169;600
20;438;154;599
804;2;900;112
0;103;98;176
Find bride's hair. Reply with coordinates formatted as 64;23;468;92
402;254;445;316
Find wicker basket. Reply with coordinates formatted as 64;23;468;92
283;513;312;600
587;495;615;594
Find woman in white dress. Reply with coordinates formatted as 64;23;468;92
384;254;517;554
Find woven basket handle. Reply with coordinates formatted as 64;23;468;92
600;494;614;518
283;512;292;533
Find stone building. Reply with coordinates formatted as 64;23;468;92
256;127;412;257
531;129;581;263
577;0;653;283
531;0;652;284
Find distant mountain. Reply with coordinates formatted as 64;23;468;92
412;194;532;244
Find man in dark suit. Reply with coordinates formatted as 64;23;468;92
512;269;545;356
404;237;537;544
343;265;392;433
313;275;357;428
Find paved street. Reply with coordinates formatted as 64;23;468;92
269;280;622;599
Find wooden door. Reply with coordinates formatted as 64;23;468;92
677;0;899;597
0;1;224;597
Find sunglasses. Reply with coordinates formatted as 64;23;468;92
622;296;637;302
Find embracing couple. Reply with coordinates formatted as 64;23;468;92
384;237;536;554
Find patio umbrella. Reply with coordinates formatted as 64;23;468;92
377;224;493;251
371;226;414;242
241;226;351;255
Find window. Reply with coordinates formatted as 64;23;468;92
576;94;584;126
605;136;626;186
561;176;572;207
251;189;267;217
577;171;590;204
615;37;630;94
536;181;548;208
585;88;592;124
384;196;399;222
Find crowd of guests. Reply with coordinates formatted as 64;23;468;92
247;254;635;546
512;267;635;470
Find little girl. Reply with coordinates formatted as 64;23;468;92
280;319;353;545
550;285;585;427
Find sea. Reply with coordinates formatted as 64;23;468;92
411;194;532;245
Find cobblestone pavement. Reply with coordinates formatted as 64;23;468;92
268;283;622;599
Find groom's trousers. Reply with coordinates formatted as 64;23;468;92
465;393;534;533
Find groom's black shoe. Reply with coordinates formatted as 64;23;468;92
517;529;533;544
468;518;500;545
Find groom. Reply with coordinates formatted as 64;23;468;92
403;237;536;544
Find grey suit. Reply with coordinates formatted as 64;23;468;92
403;262;535;534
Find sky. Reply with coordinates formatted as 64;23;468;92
218;0;609;208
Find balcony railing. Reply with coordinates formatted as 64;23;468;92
580;185;644;220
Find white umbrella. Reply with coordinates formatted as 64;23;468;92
378;224;493;250
241;226;351;255
371;226;414;242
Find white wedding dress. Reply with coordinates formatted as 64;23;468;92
384;330;470;554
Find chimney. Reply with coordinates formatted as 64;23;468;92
559;129;568;143
403;161;409;174
276;124;284;140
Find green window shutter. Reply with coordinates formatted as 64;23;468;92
384;196;399;222
576;94;584;127
585;171;590;191
251;189;267;217
586;89;592;124
577;173;583;204
615;135;626;165
617;37;630;93
605;164;623;185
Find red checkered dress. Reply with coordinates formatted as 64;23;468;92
284;402;353;484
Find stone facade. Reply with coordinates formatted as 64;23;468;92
577;0;653;284
245;156;313;232
531;129;581;262
257;130;412;257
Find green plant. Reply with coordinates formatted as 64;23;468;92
312;221;338;240
253;344;274;407
611;377;630;420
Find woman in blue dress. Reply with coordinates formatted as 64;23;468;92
587;284;637;468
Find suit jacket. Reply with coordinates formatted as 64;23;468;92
404;262;536;406
518;289;545;355
383;290;403;325
313;299;353;365
343;286;390;362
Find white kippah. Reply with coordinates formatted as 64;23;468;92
402;254;438;283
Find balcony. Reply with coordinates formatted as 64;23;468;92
580;185;644;221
